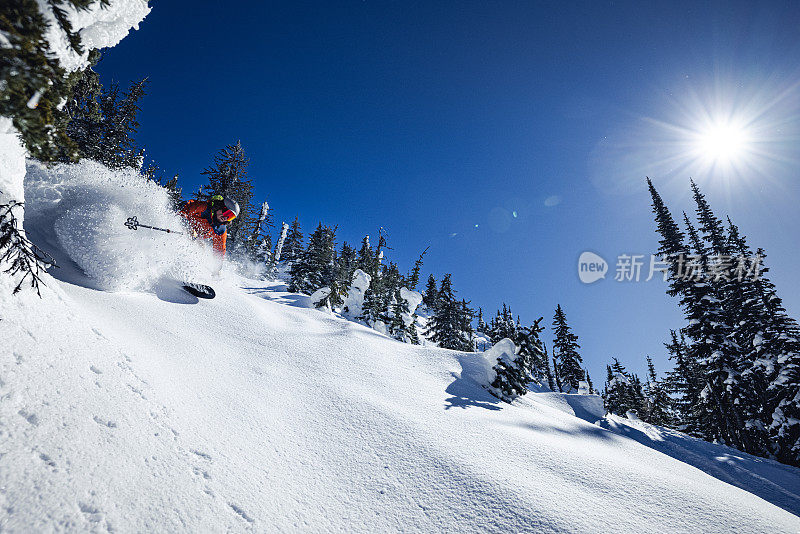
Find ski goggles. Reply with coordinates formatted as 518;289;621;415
219;209;237;221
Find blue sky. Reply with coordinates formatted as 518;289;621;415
97;1;800;383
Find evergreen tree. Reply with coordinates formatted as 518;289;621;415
422;274;438;310
543;341;556;391
476;307;487;334
424;274;472;351
243;200;273;260
647;178;795;460
162;174;183;210
93;78;147;169
0;0;105;161
58;49;102;162
407;314;421;345
460;299;476;351
682;211;750;451
726;218;800;464
379;262;404;324
282;217;304;263
289;223;337;295
644;356;673;426
489;303;518;343
404;247;428;291
552;304;584;393
360;275;385;326
267;221;290;275
516;318;549;385
201;141;254;248
255;234;273;266
375;227;389;272
662;329;701;433
388;288;411;342
552;347;563;393
356;235;377;278
360;260;398;327
585;370;595;395
490;342;533;402
603;358;646;417
335;242;358;294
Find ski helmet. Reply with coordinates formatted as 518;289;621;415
212;195;240;221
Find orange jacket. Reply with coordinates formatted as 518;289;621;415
179;200;227;256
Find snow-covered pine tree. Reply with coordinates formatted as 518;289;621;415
691;184;768;450
404;246;428;291
585;370;595;395
289;223;337;295
726;218;800;465
256;235;273;266
551;344;563;393
162;174;183;210
644;356;673;426
407;314;421;345
360;277;384;326
93;78;147;169
356;235;377;278
424;274;471;351
649;179;752;451
201;141;254;249
490;341;534;402
58;49;102;163
422;274;438;310
282;217;303;264
682;211;751;451
552;304;584;393
648;179;704;429
662;329;701;433
603;358;646;417
244;200;273;261
476;308;487;335
363;262;403;327
487;304;518;343
375;227;389;272
0;0;98;161
335;242;358;295
273;222;289;264
460;299;476;351
388;288;411;342
516;318;549;386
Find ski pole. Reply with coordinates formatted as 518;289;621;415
124;216;184;235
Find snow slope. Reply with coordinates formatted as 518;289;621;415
2;162;800;532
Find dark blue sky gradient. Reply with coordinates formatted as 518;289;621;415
97;1;800;382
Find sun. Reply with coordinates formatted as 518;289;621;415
694;119;751;166
588;77;800;194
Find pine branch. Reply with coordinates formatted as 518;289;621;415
0;199;57;296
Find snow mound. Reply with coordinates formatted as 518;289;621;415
341;268;371;318
308;286;331;309
24;160;218;291
470;337;517;388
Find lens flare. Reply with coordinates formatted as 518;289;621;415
588;77;800;195
695;120;750;164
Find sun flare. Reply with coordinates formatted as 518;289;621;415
694;119;751;166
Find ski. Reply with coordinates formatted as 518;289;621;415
182;282;216;299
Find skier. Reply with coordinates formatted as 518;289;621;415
179;195;240;267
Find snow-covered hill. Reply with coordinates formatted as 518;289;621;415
2;161;800;532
